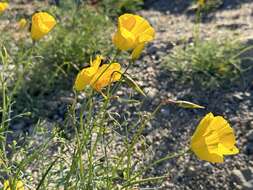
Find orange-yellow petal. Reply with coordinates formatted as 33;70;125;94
190;113;239;163
0;2;8;13
91;63;121;91
118;13;136;31
31;12;56;40
18;18;27;29
191;113;214;146
112;14;155;53
112;28;136;50
4;180;24;190
74;56;103;91
131;43;145;60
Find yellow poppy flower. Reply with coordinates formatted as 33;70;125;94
112;14;155;60
190;113;239;163
3;180;24;190
74;56;121;92
18;18;27;30
31;12;56;40
0;2;8;13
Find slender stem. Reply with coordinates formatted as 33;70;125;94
110;59;134;96
122;148;190;189
112;102;163;183
121;175;169;190
36;157;59;190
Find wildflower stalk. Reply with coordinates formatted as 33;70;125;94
87;95;110;186
84;50;121;187
0;46;10;172
110;58;135;96
121;175;169;190
36;157;59;190
112;102;163;184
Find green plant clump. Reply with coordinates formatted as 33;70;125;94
163;39;247;88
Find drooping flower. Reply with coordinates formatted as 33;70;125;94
112;13;155;60
74;55;121;92
3;180;24;190
0;2;8;14
18;18;27;30
31;12;56;40
190;113;239;163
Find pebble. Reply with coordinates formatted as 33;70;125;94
161;108;170;117
145;87;159;99
233;92;244;100
231;169;246;185
246;142;253;155
232;169;253;189
11;122;26;130
246;130;253;141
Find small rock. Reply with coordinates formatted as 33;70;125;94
233;92;244;100
231;169;246;185
185;166;196;177
244;92;251;97
243;180;253;190
147;45;158;54
161;108;170;117
246;130;253;141
242;168;253;181
145;87;158;99
246;143;253;155
11;122;26;130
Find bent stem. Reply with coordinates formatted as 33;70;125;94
110;59;135;96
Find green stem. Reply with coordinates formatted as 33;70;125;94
110;59;134;96
112;102;163;182
36;157;59;190
121;175;169;189
122;148;190;189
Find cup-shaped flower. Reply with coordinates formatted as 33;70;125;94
190;113;239;163
4;180;24;190
112;14;155;60
31;12;56;41
18;18;27;30
74;56;121;92
0;2;8;13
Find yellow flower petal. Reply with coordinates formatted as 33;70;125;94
74;56;121;92
74;56;103;91
218;144;239;155
31;12;56;40
191;113;214;145
112;13;155;57
190;113;239;163
91;63;121;91
18;18;27;30
192;145;224;163
131;43;145;60
112;28;136;50
4;180;24;190
0;2;8;14
119;13;136;31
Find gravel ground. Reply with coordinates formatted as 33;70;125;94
2;0;253;189
123;1;253;189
